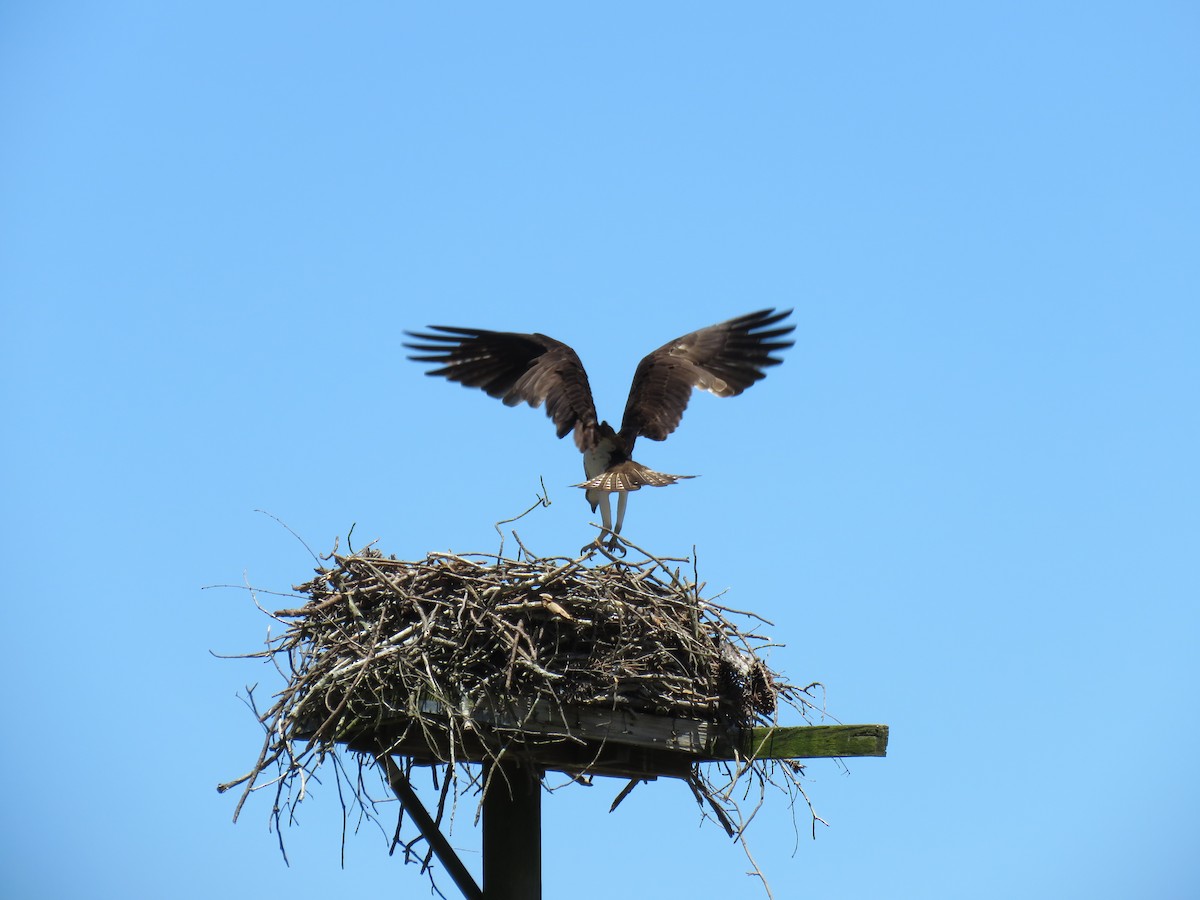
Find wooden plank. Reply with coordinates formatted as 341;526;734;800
320;708;889;781
734;724;889;760
447;697;718;754
407;700;888;762
349;728;695;781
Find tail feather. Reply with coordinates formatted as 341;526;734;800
575;460;695;492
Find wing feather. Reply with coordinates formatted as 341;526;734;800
618;308;794;446
404;327;600;447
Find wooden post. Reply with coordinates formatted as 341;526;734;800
482;762;542;900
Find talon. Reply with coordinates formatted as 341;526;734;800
581;534;626;558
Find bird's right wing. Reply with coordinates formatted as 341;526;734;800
618;308;795;447
404;327;601;449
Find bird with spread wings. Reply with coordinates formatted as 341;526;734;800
404;308;794;552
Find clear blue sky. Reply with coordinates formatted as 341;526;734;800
3;4;1197;898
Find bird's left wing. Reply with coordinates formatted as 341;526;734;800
404;327;600;448
618;308;795;446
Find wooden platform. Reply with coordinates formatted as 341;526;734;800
313;700;893;900
332;696;888;780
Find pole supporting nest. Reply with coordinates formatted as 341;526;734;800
373;743;483;900
482;761;541;900
372;747;546;900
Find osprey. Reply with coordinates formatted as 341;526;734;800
404;308;794;551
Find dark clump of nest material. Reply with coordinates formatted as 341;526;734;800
289;547;782;743
220;538;824;881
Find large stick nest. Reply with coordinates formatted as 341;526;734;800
220;536;824;879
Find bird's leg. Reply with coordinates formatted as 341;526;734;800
597;494;628;556
581;493;619;556
599;492;613;537
603;492;628;555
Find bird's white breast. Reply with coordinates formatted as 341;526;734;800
583;436;617;480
